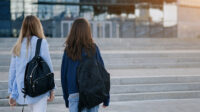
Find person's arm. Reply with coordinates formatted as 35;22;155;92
41;39;55;87
103;95;110;106
8;55;17;96
10;79;18;100
40;39;54;72
8;55;18;106
96;46;104;66
96;46;110;106
61;52;69;108
40;39;56;100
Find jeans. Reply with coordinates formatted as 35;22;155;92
68;93;99;112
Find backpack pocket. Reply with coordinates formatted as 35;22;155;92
32;73;54;97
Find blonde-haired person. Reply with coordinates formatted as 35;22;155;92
8;15;54;112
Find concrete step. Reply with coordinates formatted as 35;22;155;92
0;90;8;99
0;38;200;44
2;62;200;72
2;55;200;65
1;40;200;46
0;37;199;43
2;45;200;49
3;67;200;80
50;58;200;65
1;75;200;106
0;74;200;90
52;91;200;104
9;51;200;57
1;50;200;69
2;47;200;52
1;90;200;106
1;38;200;51
2;57;200;67
110;90;200;102
110;82;200;94
1;99;200;112
2;52;200;59
2;53;200;62
2;82;200;99
2;75;200;89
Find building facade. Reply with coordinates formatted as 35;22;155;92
178;0;200;38
0;1;11;37
2;0;199;38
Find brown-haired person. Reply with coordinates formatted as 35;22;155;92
8;15;54;112
61;18;110;112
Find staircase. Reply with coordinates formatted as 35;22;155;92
1;38;200;106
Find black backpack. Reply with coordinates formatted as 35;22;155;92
22;39;55;97
76;51;110;111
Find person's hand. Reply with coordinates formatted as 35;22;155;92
9;96;16;107
102;105;107;108
48;91;55;102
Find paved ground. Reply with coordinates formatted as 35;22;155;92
1;98;200;112
2;68;200;81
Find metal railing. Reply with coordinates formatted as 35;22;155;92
61;20;113;38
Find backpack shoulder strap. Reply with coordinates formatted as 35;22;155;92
35;38;42;56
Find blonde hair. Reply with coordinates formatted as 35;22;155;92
12;15;45;56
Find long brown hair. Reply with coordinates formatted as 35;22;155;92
65;18;96;61
12;15;45;56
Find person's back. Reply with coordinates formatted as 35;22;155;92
61;18;110;112
8;15;55;112
10;36;52;102
61;46;106;95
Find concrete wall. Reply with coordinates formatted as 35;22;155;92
178;5;200;38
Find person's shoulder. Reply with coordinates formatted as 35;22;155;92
63;50;67;56
31;35;39;41
39;37;48;47
63;50;68;59
94;44;100;52
32;36;47;43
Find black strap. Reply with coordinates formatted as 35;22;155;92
22;95;26;112
35;39;42;56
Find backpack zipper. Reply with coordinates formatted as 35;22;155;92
29;61;45;84
32;73;53;92
30;63;38;84
33;72;52;83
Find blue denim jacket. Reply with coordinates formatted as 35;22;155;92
61;46;110;108
8;36;54;104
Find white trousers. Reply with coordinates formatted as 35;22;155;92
28;96;48;112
